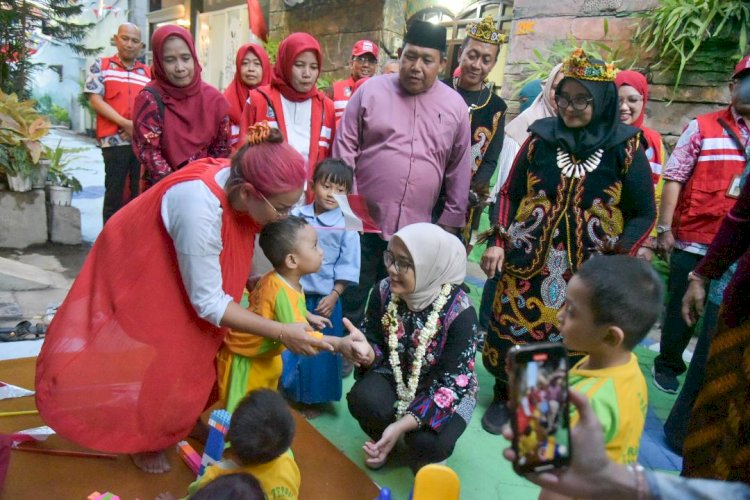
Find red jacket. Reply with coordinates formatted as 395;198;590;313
95;55;150;139
240;85;335;182
673;107;747;244
332;77;356;124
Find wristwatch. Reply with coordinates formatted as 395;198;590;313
656;225;671;235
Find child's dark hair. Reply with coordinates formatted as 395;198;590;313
259;215;309;268
228;389;295;465
575;255;664;350
192;472;265;500
312;159;354;192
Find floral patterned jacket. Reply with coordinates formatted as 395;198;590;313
360;279;479;432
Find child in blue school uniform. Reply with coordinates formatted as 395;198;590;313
281;159;361;407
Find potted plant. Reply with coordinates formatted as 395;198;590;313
45;140;86;206
0;91;50;192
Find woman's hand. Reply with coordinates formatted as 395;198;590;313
281;322;334;356
338;320;374;367
480;246;505;278
682;278;707;327
306;312;332;330
636;246;655;262
315;293;338;317
363;416;417;468
655;231;675;260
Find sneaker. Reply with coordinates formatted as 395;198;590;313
652;365;679;394
481;400;511;435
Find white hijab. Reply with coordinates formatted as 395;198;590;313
391;223;466;312
505;63;564;146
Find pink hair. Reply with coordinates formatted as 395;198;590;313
227;129;306;197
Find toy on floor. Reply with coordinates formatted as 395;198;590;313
177;440;201;475
412;464;460;500
200;409;231;475
88;492;120;500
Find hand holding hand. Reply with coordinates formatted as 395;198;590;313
280;322;334;356
363;422;402;469
341;318;373;366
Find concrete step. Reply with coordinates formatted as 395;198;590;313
0;256;68;291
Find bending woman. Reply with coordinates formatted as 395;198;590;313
36;126;331;474
224;43;271;148
241;32;335;178
479;49;656;434
347;223;479;472
132;25;231;187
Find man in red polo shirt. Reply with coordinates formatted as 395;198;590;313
330;40;379;124
84;23;150;223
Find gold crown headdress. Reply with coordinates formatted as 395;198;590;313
466;16;508;46
562;48;618;82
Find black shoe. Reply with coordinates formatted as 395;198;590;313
652;366;679;394
481;400;510;435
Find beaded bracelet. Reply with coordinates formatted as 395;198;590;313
405;411;422;429
331;289;341;297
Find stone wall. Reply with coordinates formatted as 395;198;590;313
268;0;404;79
505;0;733;148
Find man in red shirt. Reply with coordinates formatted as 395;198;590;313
330;40;379;124
84;23;150;223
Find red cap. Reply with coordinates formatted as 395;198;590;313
352;40;379;58
733;54;750;79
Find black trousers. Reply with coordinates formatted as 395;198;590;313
663;301;719;454
654;249;702;376
341;233;388;328
478;273;500;330
102;145;141;224
347;371;467;472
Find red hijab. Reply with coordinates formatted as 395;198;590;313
615;70;649;129
224;43;271;124
148;25;229;168
272;32;324;102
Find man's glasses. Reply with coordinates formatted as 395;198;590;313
259;192;291;218
353;55;377;65
555;94;594;111
618;95;644;105
383;250;412;275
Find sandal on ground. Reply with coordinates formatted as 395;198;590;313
0;321;46;341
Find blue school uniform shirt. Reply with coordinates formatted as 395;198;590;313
292;203;361;295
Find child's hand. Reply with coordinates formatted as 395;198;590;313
306;312;332;330
315;293;338;317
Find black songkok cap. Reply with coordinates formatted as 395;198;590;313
404;20;447;53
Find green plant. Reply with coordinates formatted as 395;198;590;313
0;91;50;175
634;0;750;91
44;139;87;192
513;21;631;95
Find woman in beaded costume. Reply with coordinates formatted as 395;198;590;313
478;49;656;434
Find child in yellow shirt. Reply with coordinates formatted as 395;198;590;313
542;255;663;500
217;216;368;412
188;389;300;499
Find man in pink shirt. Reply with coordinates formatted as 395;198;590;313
333;20;471;328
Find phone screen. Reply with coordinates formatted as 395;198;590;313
510;344;570;473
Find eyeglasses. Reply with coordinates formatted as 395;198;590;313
259;192;291;218
353;55;377;65
555;94;594;111
618;95;644;105
383;250;412;275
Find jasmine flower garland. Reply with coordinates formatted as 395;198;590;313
383;283;453;418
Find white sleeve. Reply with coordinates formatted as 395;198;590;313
161;180;234;326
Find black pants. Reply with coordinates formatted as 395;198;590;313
654;249;702;376
478;273;500;330
663;301;719;455
102;145;141;224
341;233;388;328
347;371;467;472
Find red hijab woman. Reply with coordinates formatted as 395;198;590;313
615;70;666;261
240;32;336;183
224;43;271;147
132;25;231;186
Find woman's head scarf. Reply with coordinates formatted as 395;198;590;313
505;63;563;145
272;32;323;102
390;223;466;311
615;70;649;129
224;43;271;124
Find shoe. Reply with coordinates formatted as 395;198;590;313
652;366;679;394
481;400;510;435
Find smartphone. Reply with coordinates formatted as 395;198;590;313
508;343;571;474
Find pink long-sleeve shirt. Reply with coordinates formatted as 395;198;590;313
333;74;471;239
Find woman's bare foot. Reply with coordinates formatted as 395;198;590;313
131;451;171;473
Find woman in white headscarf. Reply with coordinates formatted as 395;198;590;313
346;223;479;472
505;63;565;148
